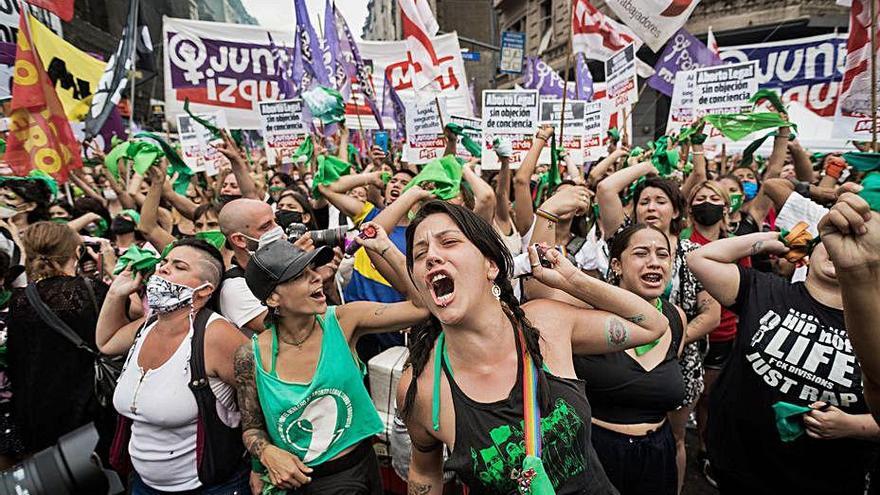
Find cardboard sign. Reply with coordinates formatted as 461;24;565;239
583;100;605;161
450;114;482;161
403;97;449;164
481;89;539;169
666;69;696;134
604;43;638;110
177;112;228;176
692;61;759;116
259;99;308;165
538;99;586;163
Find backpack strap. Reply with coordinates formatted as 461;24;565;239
25;282;97;356
224;266;246;280
188;308;214;391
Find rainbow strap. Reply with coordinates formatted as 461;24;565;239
519;331;542;458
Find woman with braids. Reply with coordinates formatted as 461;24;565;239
596;163;720;491
574;223;690;495
390;200;668;494
233;236;427;494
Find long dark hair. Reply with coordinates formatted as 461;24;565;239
399;200;551;420
631;177;685;235
2;178;51;223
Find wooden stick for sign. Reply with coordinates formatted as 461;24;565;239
434;96;445;128
621;108;629;148
559;53;572;145
354;97;366;163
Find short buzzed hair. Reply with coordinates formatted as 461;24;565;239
218;198;270;237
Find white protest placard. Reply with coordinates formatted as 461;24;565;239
583;101;605;161
259;99;308;165
539;99;586;164
692;61;758;116
403;97;450;164
481;89;539;169
177;112;228;176
450;115;482;161
666;69;696;134
604;43;638;111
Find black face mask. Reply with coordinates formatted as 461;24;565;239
110;217;136;235
691;202;725;226
275;210;303;229
218;194;242;206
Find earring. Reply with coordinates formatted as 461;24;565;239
491;283;501;300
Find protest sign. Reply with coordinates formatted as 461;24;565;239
666;69;696;134
649;29;720;97
450;115;482;161
692;61;758;116
539;99;586;163
834;0;876;140
177;111;228;175
604;43;638;111
481;89;539;169
259;99;307;165
583;100;605;161
403;97;449;164
604;0;699;52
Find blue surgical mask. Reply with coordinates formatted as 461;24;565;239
742;181;759;201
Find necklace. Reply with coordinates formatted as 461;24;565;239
278;318;319;348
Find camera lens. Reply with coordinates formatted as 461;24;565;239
310;227;347;248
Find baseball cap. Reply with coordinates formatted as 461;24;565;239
245;239;334;302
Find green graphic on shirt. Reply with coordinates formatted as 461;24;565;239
471;398;586;490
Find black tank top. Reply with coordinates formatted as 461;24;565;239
442;331;617;495
573;300;685;424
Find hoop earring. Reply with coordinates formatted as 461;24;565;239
491;283;501;300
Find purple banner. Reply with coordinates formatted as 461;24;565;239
522;56;576;99
648;28;721;97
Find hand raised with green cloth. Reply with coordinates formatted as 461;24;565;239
113;245;161;277
403;155;463;201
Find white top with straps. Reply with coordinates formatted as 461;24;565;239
113;313;239;491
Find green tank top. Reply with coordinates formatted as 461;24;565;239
252;306;383;466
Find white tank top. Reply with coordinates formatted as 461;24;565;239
113;313;239;491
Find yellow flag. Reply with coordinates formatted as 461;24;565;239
27;14;104;121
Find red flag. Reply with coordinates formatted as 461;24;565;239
571;0;641;60
24;0;74;22
398;0;440;91
4;14;82;182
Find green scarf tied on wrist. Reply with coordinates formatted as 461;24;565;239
702;113;795;141
403;154;463;201
772;401;812;442
114;245;161;277
622;176;647;206
312;155;352;199
134;132;195;196
445;122;482;158
533;134;562;208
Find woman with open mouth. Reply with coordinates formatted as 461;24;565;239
381;200;670;494
597;161;721;491
234;237;428;494
574;223;693;495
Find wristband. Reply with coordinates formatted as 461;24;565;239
791;179;810;198
535;208;561;223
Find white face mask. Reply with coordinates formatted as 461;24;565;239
0;206;17;219
241;225;285;253
103;188;118;201
145;275;212;314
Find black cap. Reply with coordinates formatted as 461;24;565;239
245;240;334;302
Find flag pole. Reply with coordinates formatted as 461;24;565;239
872;0;878;151
128;0;139;137
559;54;572;146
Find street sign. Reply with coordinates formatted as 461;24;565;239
461;50;481;61
500;31;525;74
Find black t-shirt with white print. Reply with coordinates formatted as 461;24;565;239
708;266;877;494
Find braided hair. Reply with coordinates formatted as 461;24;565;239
399;200;552;421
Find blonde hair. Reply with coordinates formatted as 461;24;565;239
688;180;731;235
22;221;81;281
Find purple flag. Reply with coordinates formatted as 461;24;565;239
335;4;384;129
324;0;347;98
267;32;295;99
522;56;576;99
648;28;721;97
382;72;406;140
294;0;330;87
575;54;594;101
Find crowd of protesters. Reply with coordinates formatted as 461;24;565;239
0;108;878;495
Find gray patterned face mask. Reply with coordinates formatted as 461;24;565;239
145;275;211;314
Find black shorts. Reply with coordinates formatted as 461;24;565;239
591;421;677;495
289;441;383;495
704;339;735;370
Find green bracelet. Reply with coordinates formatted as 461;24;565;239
251;456;267;474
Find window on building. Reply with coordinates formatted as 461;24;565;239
539;0;553;35
508;16;524;34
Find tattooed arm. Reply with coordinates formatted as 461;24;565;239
234;344;313;490
684;291;721;344
686;232;789;307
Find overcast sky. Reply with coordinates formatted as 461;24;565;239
240;0;369;40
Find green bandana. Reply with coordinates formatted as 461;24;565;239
703;113;795;141
348;143;360;169
195;230;227;251
134;132;194;196
105;141;165;181
303;86;346;125
729;192;744;213
739;132;775;168
772;401;812;442
859;172;880;212
292;136;314;163
533;134;562;207
89;217;109;237
120;208;141;225
445;122;482;158
404;154;463;201
622;176;647;205
114;245;160;277
629;146;645;158
607;128;620;144
842;151;880;172
650;136;679;177
0;170;59;197
749;89;787;113
381;171;391;184
633;299;664;356
312;155;352;198
268;185;285;193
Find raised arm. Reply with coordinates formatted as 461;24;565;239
372;186;433;235
215;130;259;200
101;166;137;210
320;171;386;220
788;138;815;182
527;245;669;353
359;221;423;302
495;155;513;226
337;300;429;341
160;177;199;220
138;164;176;253
686;232;788;307
588;148;627;188
513;126;554;235
681;142;708;201
461;159;496;224
763;125;791;181
596;161;657;239
96;269;146;356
